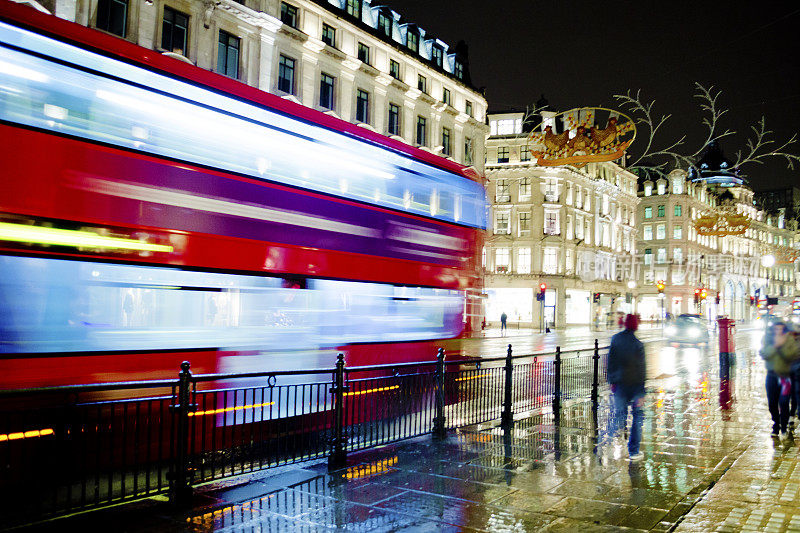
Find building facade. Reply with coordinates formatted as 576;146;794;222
42;0;488;172
755;186;800;214
483;112;639;329
634;169;799;322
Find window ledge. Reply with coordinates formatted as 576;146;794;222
322;44;346;60
390;78;409;91
359;63;379;76
279;24;308;43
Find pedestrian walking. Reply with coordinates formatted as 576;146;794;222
761;321;800;439
500;312;507;336
790;325;800;427
606;313;646;461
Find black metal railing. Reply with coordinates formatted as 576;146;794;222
0;340;616;525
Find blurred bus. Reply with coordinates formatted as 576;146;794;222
0;2;487;388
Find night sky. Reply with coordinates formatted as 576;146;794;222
386;0;800;190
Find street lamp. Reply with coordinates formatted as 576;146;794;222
627;280;636;289
762;254;775;298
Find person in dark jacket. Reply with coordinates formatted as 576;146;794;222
761;321;800;439
606;313;646;460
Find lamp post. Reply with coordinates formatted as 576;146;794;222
627;280;636;315
762;254;775;306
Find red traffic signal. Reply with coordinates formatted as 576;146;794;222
694;288;701;303
539;283;547;292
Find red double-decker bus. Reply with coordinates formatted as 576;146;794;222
0;2;486;388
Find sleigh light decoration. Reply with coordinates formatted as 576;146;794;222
528;107;636;167
692;208;752;236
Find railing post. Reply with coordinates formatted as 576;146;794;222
552;346;561;416
329;353;348;468
501;344;514;430
591;339;600;409
432;348;447;439
171;361;193;505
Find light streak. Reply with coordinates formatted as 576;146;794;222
188;401;275;417
456;372;491;382
0;222;173;252
344;385;399;397
0;428;54;442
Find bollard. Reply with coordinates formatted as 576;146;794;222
591;339;600;409
171;361;194;505
329;353;348;468
433;348;447;439
501;344;514;430
552;346;562;416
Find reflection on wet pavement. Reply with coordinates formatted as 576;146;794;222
39;333;790;532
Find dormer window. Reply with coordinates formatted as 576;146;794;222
345;0;361;19
644;182;653;196
657;180;666;195
431;46;443;67
454;60;464;80
406;30;418;53
377;12;391;37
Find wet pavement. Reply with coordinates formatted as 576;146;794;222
22;333;793;532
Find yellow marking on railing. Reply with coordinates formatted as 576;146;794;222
344;385;400;397
188;402;275;417
455;372;491;382
345;456;398;480
0;428;54;442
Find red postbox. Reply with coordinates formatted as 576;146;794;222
717;317;736;410
718;317;736;354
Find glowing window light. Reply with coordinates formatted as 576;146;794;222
0;428;54;442
344;385;399;397
0;222;174;253
455;372;491;382
188;401;275;417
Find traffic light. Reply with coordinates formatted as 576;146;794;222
537;283;546;301
694;288;701;304
593;292;601;303
715;292;721;305
700;289;707;301
750;296;755;306
656;280;665;294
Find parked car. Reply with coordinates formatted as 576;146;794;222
664;314;710;345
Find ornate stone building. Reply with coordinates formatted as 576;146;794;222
635;156;799;322
41;0;488;172
483;111;639;328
